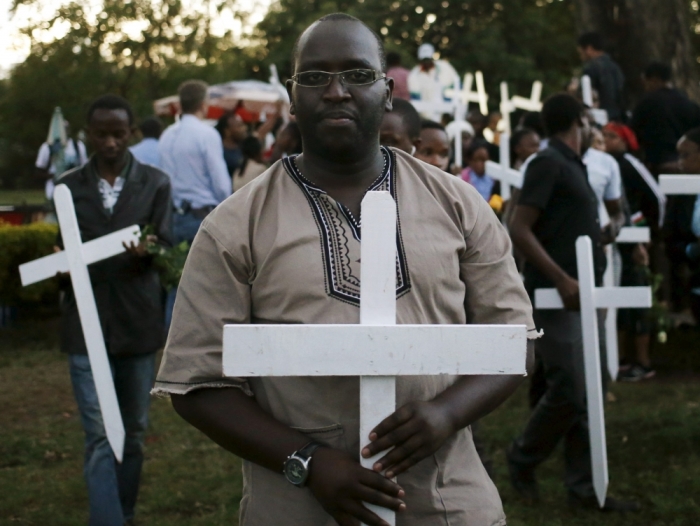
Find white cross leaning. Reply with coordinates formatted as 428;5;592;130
18;184;141;463
485;134;523;201
535;235;652;508
223;191;528;525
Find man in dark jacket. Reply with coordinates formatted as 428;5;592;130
58;94;172;526
631;62;700;176
577;32;625;121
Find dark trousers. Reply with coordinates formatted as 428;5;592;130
510;309;608;498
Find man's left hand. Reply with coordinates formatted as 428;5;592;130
361;400;455;479
123;235;157;257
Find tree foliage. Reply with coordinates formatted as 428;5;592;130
0;0;261;189
256;0;579;101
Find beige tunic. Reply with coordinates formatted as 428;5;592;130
155;147;536;526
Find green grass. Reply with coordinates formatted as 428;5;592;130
0;190;47;206
1;319;699;525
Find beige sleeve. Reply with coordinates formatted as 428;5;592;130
459;192;539;338
153;222;253;396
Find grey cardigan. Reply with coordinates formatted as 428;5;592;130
58;154;174;357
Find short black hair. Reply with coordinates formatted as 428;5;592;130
465;138;490;160
87;94;134;125
386;52;401;69
138;116;163;139
520;111;544;137
683;126;700;146
577;31;604;51
541;93;584;137
644;62;672;82
421;119;446;132
291;13;386;74
389;98;421;140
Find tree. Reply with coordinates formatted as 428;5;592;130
573;0;700;105
0;0;259;189
255;0;580;101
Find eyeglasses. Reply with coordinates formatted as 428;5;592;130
291;69;386;88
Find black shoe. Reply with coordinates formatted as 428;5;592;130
618;364;656;382
506;445;539;503
568;493;641;512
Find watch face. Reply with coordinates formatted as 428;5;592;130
284;458;307;485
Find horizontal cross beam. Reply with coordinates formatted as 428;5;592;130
223;324;527;378
659;174;700;194
615;227;650;244
534;286;652;310
19;226;141;286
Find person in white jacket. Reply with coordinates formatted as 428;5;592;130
408;43;459;121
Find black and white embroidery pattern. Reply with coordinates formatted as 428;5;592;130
283;147;411;306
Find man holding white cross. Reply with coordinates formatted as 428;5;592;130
154;14;537;526
507;93;638;512
57;95;173;525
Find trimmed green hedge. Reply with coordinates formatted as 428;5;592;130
0;221;59;305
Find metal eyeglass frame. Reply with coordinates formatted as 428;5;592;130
290;69;387;88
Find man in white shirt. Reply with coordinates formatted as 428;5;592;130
35;121;88;199
407;43;459;121
158;79;232;328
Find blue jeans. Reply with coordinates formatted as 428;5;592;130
69;352;156;526
165;212;204;330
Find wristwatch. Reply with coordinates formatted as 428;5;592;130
283;441;323;487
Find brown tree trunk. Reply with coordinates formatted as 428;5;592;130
573;0;700;107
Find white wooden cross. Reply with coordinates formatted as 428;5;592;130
603;227;652;380
445;71;489;117
18;184;142;463
499;81;544;137
581;75;608;126
484;134;523;201
223;191;528;525
659;174;700;195
535;236;652;507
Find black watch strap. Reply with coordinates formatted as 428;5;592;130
297;441;323;461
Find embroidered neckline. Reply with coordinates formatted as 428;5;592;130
282;146;411;306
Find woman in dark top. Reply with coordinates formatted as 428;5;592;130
603;122;657;381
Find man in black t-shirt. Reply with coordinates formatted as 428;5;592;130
506;94;639;512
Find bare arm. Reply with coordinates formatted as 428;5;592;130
172;389;404;526
362;340;535;478
510;204;580;310
602;198;624;244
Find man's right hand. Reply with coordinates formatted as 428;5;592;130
555;274;580;311
307;447;406;526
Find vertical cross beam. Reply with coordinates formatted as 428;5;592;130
576;236;609;507
51;185;126;461
499;132;512;201
359;191;397;526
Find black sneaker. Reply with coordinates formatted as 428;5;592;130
506;444;540;503
568;493;641;512
618;364;656;382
